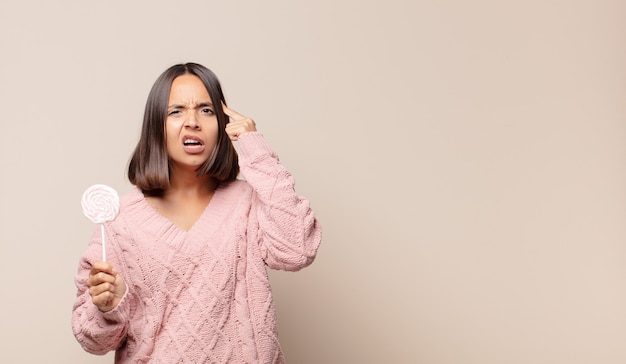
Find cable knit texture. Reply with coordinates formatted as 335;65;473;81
72;132;322;363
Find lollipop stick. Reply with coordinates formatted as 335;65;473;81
100;223;107;262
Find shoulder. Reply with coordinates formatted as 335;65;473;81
108;188;147;233
218;178;253;197
211;179;258;212
116;188;146;219
119;187;145;208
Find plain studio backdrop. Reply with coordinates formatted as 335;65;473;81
1;1;625;363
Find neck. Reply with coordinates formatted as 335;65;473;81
167;167;217;198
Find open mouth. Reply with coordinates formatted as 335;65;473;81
182;135;205;154
183;138;203;146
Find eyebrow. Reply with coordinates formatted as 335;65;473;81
167;101;214;109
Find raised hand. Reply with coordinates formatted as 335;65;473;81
223;104;257;141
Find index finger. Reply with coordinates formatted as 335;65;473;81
90;261;115;275
222;104;246;121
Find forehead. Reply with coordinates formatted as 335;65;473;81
168;74;211;102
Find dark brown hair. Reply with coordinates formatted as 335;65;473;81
128;63;239;195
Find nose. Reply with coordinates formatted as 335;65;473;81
184;112;200;129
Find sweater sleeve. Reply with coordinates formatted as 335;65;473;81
71;226;131;355
236;132;322;271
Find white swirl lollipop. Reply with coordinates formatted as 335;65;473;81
81;184;120;261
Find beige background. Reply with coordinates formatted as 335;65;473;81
1;0;625;363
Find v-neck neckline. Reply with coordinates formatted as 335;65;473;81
155;196;217;235
129;184;237;253
143;188;221;234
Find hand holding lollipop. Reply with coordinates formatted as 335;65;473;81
81;184;120;261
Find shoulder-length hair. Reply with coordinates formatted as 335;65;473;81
128;63;239;196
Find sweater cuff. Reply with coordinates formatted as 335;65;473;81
236;132;277;164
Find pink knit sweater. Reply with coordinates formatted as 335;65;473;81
72;132;321;363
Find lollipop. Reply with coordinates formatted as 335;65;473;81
81;184;120;261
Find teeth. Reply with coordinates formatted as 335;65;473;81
184;139;201;145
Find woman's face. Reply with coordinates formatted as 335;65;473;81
165;74;219;172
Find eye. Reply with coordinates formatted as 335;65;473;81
201;107;215;115
168;109;181;116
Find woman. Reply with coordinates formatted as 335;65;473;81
72;62;322;363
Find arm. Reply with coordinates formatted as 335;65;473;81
72;227;130;354
224;105;322;271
